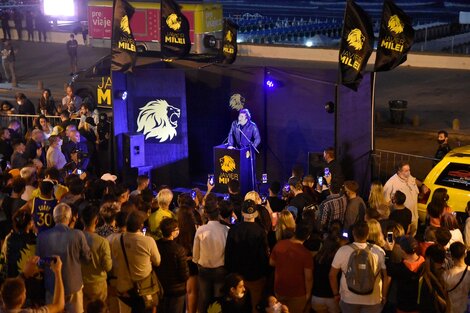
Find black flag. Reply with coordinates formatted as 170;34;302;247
339;0;374;91
374;0;414;72
111;0;137;73
220;19;239;64
161;0;191;59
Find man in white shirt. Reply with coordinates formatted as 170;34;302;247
193;194;229;313
444;242;470;313
329;221;389;313
383;162;427;236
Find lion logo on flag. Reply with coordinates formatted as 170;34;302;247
347;28;365;51
136;100;180;142
225;30;233;43
120;15;131;34
388;15;404;34
166;14;182;31
220;155;236;172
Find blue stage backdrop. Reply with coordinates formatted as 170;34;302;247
113;68;190;187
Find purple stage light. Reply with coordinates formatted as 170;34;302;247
266;80;274;88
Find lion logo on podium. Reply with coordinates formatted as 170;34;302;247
120;15;131;34
388;15;404;34
166;14;182;31
225;30;233;43
220;155;236;172
347;28;365;51
136;100;180;142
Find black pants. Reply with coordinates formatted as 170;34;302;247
118;292;154;313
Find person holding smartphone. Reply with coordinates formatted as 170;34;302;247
323;147;345;192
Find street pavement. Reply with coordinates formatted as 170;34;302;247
0;40;469;166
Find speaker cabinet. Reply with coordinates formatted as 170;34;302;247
123;133;145;168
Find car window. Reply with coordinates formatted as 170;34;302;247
435;162;470;191
95;57;111;76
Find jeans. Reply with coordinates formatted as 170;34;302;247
197;265;226;313
159;294;186;313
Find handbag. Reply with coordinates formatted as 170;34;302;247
120;234;163;309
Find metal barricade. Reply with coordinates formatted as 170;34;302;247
372;149;439;183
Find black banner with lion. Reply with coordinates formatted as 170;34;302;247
338;0;374;91
111;0;137;73
374;0;414;72
161;0;191;59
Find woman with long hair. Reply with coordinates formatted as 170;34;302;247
37;88;56;116
275;209;295;241
311;236;341;313
34;115;52;139
418;244;450;313
175;193;199;313
427;188;452;227
440;213;464;247
366;219;386;249
367;181;390;220
219;273;252;313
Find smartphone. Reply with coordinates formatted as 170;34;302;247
37;256;57;268
142;227;147;236
317;176;323;186
208;174;215;186
76;169;83;175
342;231;349;238
283;184;290;192
324;167;330;177
230;216;236;224
387;231;393;243
223;194;230;201
261;195;267;204
262;173;268;184
191;190;197;200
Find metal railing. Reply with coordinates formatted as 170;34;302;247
372;149;439;183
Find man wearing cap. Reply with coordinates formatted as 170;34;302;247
193;195;229;313
225;200;270;313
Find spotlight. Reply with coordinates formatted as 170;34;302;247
115;90;128;101
203;35;221;49
266;80;275;88
325;101;335;114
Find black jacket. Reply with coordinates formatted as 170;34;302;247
155;239;189;296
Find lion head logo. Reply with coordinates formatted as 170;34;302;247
136;100;181;142
229;94;245;111
225;30;233;43
220;155;236;172
120;15;131;34
388;15;404;34
166;14;182;31
347;28;365;51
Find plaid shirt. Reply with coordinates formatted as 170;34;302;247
319;194;348;231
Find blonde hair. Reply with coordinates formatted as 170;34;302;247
244;191;261;204
275;210;296;241
157;188;173;209
368;182;389;218
367;219;386;247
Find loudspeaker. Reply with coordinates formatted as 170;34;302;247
123;133;145;168
308;152;327;177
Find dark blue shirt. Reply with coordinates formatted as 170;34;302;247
227;120;261;149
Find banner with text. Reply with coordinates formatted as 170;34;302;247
111;0;137;73
374;0;415;72
338;0;374;91
161;0;191;59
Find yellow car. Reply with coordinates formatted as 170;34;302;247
418;145;470;222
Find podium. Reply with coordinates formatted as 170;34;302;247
213;145;254;195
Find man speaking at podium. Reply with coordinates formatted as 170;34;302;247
227;109;261;149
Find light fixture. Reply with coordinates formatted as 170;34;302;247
115;90;128;101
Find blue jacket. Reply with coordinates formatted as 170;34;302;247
228;120;261;149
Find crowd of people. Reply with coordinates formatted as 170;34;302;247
0;138;467;313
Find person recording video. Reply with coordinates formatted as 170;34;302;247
62;130;89;172
227;109;261;149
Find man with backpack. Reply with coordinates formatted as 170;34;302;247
329;221;389;313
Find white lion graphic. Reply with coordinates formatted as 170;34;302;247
136;100;181;142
